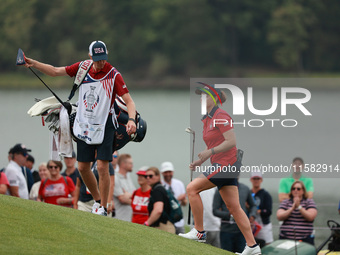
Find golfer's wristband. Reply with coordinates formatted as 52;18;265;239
211;148;216;155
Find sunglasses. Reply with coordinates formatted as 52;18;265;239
292;187;302;191
113;155;118;158
145;174;154;179
48;165;59;169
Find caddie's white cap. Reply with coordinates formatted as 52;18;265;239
161;161;174;173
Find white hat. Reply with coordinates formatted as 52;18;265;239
161;161;174;173
251;171;263;179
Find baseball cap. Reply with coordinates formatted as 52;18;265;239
89;40;108;62
251;171;263;179
9;143;31;156
136;166;149;176
65;151;76;158
160;162;174;173
195;82;223;100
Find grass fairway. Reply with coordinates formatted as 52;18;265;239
1;195;233;255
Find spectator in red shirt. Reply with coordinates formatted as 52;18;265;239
131;166;151;224
0;172;10;194
38;160;75;207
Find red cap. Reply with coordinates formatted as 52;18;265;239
136;166;149;176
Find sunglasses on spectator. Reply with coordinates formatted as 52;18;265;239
145;174;154;179
48;165;58;169
113;155;118;158
292;187;302;191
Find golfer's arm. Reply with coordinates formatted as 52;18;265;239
212;130;236;154
29;59;67;77
121;93;136;119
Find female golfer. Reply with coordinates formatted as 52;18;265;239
179;85;261;255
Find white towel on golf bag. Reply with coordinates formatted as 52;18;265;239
50;132;59;161
58;106;73;158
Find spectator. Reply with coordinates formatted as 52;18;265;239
338;200;340;215
250;171;273;246
74;159;115;214
160;161;187;234
62;151;78;186
213;182;257;253
26;154;40;183
29;163;50;200
21;163;34;193
114;154;136;221
279;157;314;202
200;187;221;248
38;160;75;207
144;167;175;234
0;171;10;194
131;166;151;224
4;144;31;199
277;180;317;245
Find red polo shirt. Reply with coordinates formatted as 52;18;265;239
202;106;237;166
65;61;129;101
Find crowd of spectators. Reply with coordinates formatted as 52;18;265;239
1;145;324;251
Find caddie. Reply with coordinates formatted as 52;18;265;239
23;40;137;216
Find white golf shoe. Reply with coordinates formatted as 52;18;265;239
236;244;261;255
91;201;100;214
178;228;206;243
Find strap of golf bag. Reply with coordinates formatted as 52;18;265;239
68;59;93;101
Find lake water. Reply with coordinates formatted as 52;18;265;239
0;87;339;247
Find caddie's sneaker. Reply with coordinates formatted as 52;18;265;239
94;206;107;216
178;228;206;243
236;244;261;255
91;201;100;214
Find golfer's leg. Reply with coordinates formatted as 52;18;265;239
219;186;256;246
78;161;101;201
96;159;110;208
187;175;215;231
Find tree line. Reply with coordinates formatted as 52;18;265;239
1;0;340;80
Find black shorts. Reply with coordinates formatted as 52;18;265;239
76;116;115;162
203;161;241;189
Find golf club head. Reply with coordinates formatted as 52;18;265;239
16;48;26;65
185;127;195;134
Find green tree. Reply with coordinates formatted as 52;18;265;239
0;0;36;71
267;0;315;71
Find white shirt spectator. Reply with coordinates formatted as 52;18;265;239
5;160;29;199
114;172;136;221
